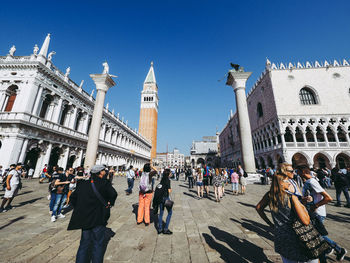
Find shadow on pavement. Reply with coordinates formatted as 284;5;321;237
230;218;274;242
202;226;273;263
15;197;43;208
0;215;26;230
326;213;350;223
183;192;198;199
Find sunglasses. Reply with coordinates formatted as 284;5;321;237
286;169;294;173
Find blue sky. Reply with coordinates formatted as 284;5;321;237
1;0;349;154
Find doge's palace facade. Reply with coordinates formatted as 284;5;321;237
220;58;350;170
0;34;151;177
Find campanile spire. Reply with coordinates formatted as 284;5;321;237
139;62;159;160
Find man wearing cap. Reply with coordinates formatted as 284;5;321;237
0;163;22;212
68;164;118;263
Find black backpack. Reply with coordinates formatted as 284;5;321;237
243;171;248;178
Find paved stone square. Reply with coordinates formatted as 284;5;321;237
0;176;349;263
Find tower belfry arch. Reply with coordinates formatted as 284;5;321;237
138;62;159;160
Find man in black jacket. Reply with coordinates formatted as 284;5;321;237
68;165;118;263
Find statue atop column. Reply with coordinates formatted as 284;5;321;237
230;63;244;72
33;44;39;56
102;62;109;74
9;45;16;56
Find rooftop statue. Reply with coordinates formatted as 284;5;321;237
9;45;16;56
102;62;109;74
33;44;39;56
65;67;71;77
48;51;56;61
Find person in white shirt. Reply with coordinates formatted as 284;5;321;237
0;163;22;212
297;165;347;262
125;166;135;195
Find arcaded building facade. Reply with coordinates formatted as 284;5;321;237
0;34;151;177
220;59;350;169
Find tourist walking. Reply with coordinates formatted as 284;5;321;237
332;168;350;207
137;163;156;226
202;166;210;197
125;165;135;195
68;165;118;263
155;169;173;235
231;169;239;195
238;165;247;194
39;164;49;183
51;168;71;222
0;163;22;212
298;165;348;261
195;168;203;198
48;167;62;215
64;167;76;208
187;168;194;189
256;163;318;263
213;168;222;202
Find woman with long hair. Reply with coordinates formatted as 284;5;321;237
157;169;173;235
213;168;222;202
256;163;317;263
196;168;203;199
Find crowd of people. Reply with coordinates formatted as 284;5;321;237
1;159;349;262
256;162;349;263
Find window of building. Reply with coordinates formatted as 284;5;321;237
257;103;263;117
299;87;318;105
39;94;53;118
284;127;294;142
3;85;18;112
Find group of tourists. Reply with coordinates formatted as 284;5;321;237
184;164;248;201
256;162;348;262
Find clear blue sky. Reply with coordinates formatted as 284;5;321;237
1;0;349;155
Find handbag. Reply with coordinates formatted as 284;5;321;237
164;196;174;210
291;198;329;259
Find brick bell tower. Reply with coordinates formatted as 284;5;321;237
138;61;159;160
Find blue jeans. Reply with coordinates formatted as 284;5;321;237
315;215;342;254
336;186;350;205
232;182;238;192
76;225;106;263
49;192;57;211
127;178;134;193
158;197;172;231
52;193;67;216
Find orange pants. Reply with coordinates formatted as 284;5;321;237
137;192;153;224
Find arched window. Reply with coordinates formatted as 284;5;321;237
284;127;293;142
3;85;18;112
257;103;263;117
316;127;325;142
299;87;318;105
295;127;304;142
39;94;53;118
305;127;314;142
326;126;336;142
60;104;69;125
75;111;83;131
337;127;347;142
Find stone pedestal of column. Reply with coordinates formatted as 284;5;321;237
226;70;256;174
84;71;115;170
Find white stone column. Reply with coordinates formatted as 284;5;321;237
32;86;44;115
0;91;6;111
42;143;53;170
302;131;307;144
69;106;78;129
226;70;255;173
60;147;70;170
84;70;116;170
18;138;29;163
52;97;63;123
33;152;45;178
82;114;89;134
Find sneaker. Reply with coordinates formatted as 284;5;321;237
325;248;334;256
5;205;14;210
336;248;347;261
51;216;56;222
163;229;173;235
344;204;350;208
0;208;4;213
145;223;149;226
335;203;341;207
157;229;162;235
57;213;65;219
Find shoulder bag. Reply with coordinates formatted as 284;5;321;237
291;197;329;259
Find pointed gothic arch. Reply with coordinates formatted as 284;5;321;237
284;127;293;142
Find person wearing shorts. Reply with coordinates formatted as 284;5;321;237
196;168;203;198
0;163;22;212
202;166;209;197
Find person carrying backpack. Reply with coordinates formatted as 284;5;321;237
0;163;22;212
137;163;157;226
334;168;350;208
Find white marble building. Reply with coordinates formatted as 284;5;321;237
155;148;185;168
220;59;350;169
0;34;151;177
190;136;220;168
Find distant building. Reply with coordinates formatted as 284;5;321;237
220;58;350;169
190;135;220;168
155;148;185;168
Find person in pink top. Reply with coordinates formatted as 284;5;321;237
231;169;239;195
